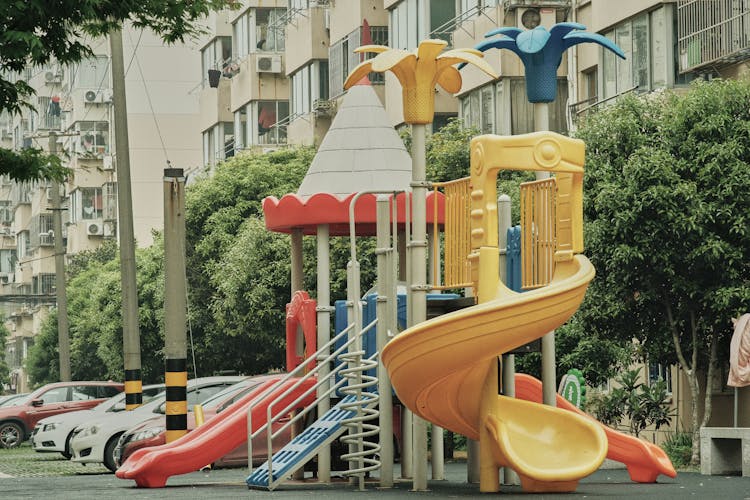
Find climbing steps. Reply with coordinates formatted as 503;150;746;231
247;393;377;490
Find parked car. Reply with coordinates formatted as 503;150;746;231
30;384;165;459
114;374;294;469
0;381;124;449
70;376;244;472
0;393;29;408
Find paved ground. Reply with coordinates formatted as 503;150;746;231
0;453;748;500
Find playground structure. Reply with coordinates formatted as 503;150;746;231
115;30;677;494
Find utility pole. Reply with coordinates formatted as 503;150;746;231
163;168;188;442
110;27;143;409
48;132;70;381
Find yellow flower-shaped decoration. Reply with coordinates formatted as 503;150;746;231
344;39;498;124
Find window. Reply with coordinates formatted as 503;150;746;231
233;8;286;60
98;386;121;398
0;200;13;224
37;96;61;130
294;61;328;117
30;213;54;248
0;249;15;275
76;56;110;89
76;121;109;157
601;7;677;100
32;274;55;295
40;387;69;404
329;26;387;98
461;79;568;135
648;362;672;394
201;37;232;87
102;182;117;221
253;100;289;145
17;230;30;258
70;187;103;223
390;0;423;50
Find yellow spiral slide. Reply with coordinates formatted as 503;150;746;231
381;132;607;493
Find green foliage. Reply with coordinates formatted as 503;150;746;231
662;431;693;467
185;148;314;375
586;368;673;437
425;118;478;182
28;238;166;384
515;317;630;388
575;80;750;369
0;147;69;183
25;313;60;386
0;318;10;388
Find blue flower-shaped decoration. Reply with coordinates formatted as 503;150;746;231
471;22;625;103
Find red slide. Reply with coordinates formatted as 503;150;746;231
514;373;677;483
116;377;317;488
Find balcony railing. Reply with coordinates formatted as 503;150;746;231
678;0;750;72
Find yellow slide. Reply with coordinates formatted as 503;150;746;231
381;132;608;493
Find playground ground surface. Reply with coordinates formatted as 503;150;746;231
0;452;748;500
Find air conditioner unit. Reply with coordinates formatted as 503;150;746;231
102;155;115;171
84;89;112;104
256;55;282;74
516;7;556;30
44;71;63;84
86;221;103;236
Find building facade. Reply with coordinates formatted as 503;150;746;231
1;25;204;391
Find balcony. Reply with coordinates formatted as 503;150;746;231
678;0;750;73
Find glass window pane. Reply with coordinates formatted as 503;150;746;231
615;23;632;93
633;15;649;90
480;85;494;134
602;32;617;98
650;7;668;88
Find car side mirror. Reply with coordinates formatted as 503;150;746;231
30;398;44;407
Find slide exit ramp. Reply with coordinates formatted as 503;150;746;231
246;319;380;491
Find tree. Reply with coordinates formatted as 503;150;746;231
0;0;235;181
185;148;314;375
575;79;750;463
27;237;166;384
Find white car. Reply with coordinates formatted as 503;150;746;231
30;384;164;459
70;376;244;472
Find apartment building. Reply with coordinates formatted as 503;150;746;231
1;26;205;391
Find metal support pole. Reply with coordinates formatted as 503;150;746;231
164;168;188;442
426;223;444;481
48;133;70;382
290;228;304;479
410;123;428;491
316;225;331;483
534;102;557;408
497;194;518;485
465;285;479;484
110;27;142;409
376;196;394;488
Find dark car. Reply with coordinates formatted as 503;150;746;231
115;374;292;468
0;381;124;448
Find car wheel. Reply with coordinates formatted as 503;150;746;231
0;422;24;448
60;431;74;459
103;434;122;473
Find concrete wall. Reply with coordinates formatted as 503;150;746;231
285;7;330;75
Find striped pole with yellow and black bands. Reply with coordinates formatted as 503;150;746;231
124;369;143;410
165;358;188;443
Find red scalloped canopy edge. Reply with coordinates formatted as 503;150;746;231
263;192;445;236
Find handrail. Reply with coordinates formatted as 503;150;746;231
246;317;378;486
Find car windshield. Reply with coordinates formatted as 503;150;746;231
102;384;166;413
